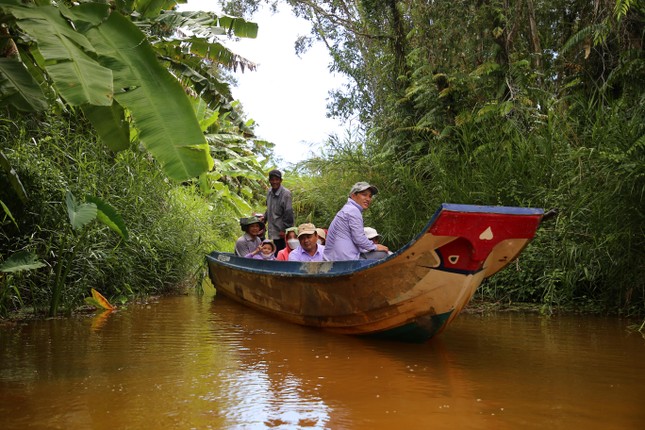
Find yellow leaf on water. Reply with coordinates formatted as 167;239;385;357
91;288;115;310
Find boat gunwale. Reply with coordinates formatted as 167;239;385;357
207;203;543;278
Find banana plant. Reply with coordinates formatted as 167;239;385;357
0;0;259;181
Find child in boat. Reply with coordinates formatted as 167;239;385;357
315;228;327;245
276;226;299;261
361;227;392;259
245;239;277;260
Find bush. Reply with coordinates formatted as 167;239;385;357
0;110;238;316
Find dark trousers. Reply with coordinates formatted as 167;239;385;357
273;238;286;256
360;250;390;260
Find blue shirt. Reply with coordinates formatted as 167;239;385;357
323;199;376;261
288;244;325;262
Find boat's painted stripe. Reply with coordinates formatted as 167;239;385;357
441;203;543;216
207;252;385;276
207;252;482;278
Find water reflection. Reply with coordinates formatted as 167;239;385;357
219;298;487;429
0;295;644;429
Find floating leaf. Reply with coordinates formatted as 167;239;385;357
90;288;115;310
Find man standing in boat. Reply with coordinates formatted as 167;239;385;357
263;169;294;255
323;182;389;261
288;223;325;262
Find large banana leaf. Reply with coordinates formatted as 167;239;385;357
155;10;258;40
1;2;220;180
81;103;130;152
2;3;113;106
216;15;259;38
85;12;213;180
0;57;48;111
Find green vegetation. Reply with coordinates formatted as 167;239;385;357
288;92;644;317
1;0;643;319
0;110;241;316
261;0;644;316
0;1;270;318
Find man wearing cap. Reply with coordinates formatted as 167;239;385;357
234;216;264;257
323;182;389;261
288;223;325;262
263;169;294;255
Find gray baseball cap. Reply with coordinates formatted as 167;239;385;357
349;182;378;196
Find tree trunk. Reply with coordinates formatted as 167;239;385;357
526;0;542;70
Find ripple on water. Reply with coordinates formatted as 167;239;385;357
1;296;644;430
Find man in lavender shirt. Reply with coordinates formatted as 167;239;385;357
323;182;390;261
288;223;325;262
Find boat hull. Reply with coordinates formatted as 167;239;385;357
207;204;543;342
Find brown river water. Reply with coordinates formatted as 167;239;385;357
1;294;643;430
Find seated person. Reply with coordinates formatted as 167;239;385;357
245;239;277;260
234;216;264;257
324;182;388;261
277;226;299;261
315;228;327;245
253;212;267;240
288;223;325;262
361;227;392;260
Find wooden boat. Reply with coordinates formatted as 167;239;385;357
207;203;544;342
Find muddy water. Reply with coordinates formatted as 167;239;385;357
0;295;643;429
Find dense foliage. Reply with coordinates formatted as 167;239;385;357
0;110;244;316
226;0;644;315
0;0;263;180
0;1;271;317
1;0;643;319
